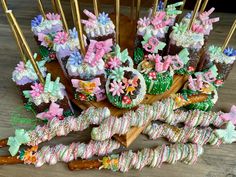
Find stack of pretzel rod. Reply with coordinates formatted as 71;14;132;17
0;93;207;152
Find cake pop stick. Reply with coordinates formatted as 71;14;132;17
152;0;159;17
37;0;46;19
163;0;168;10
6;10;45;85
179;0;186;12
93;0;99;17
0;140;120;166
91;94;208;141
200;0;209;13
116;0;120;44
0;107;110;156
143;121;236;146
68;143;203;172
1;0;27;63
54;0;69;32
222;19;236;50
136;0;141;20
70;0;86;55
188;0;203;30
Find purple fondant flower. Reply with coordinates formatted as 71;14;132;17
224;47;236;56
69;27;78;39
31;15;43;27
68;51;83;66
98;12;110;25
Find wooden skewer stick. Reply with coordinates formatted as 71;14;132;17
71;0;86;56
163;0;168;10
54;0;69;33
179;0;187;12
187;0;203;30
136;0;141;20
37;0;46;19
152;0;159;17
115;0;120;45
0;156;23;165
93;0;99;17
222;19;236;50
200;0;209;13
51;0;58;13
1;0;27;63
6;10;45;85
130;0;134;25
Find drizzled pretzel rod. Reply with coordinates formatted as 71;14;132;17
143;122;225;146
0;107;110;155
0;140;120;166
91;94;208;141
68;143;203;172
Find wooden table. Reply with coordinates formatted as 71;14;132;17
0;1;236;176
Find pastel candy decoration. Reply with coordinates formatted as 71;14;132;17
178;48;190;64
224;47;236;56
172;22;188;34
44;73;61;97
7;129;30;156
188;75;203;91
191;24;204;34
215;121;236;144
81;9;97;27
195;65;218;83
220;105;236;125
151;11;171;29
71;78;101;95
166;1;184;16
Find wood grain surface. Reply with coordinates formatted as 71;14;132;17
0;0;236;177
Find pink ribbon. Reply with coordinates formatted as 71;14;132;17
36;102;63;121
84;39;113;66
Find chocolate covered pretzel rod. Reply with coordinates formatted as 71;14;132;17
143;121;236;145
4;106;110;156
91;94;208;141
0;140;120;166
68;143;203;172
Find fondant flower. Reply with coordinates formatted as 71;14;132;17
148;71;157;80
46;13;60;20
122;76;139;95
208;45;222;55
30;83;44;97
172;22;187;34
54;31;68;44
68;51;83;66
15;61;25;72
98;12;110;25
224;47;236;56
31;15;43;27
107;57;122;69
109;81;125;96
220;105;236;125
122;96;132;104
137;17;150;27
110;68;124;82
69;27;78;39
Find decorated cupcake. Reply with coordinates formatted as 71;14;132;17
68;39;114;102
53;28;87;77
105;67;146;109
198;46;236;80
82;10;115;42
181;65;219;111
23;73;73;115
168;22;204;73
12;55;47;102
31;13;63;61
103;45;134;74
134;11;170;64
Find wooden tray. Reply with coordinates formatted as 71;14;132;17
45;14;189;147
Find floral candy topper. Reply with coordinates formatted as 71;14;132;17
109;81;125;96
71;78;101;95
36;102;64;121
81;9;97;27
31;15;43;27
54;31;69;44
142;31;166;53
46;13;61;20
69;27;78;39
30;83;44;98
7;129;30;156
84;39;113;66
68;51;83;66
208;45;222;55
199;7;219;25
151;11;171;29
166;1;184;16
172;22;188;34
224;47;236;57
98;12;111;25
110;67;124;82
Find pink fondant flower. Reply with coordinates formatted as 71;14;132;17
109;81;125;96
54;32;68;44
46;13;61;20
30;83;44;97
15;61;25;72
107;57;122;69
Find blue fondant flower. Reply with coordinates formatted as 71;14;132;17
224;47;236;56
68;51;83;66
98;12;110;25
31;15;43;27
69;27;78;39
157;1;164;11
185;12;192;19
